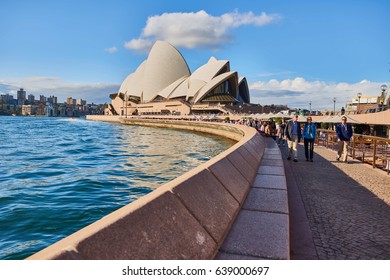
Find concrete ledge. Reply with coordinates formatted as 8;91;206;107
28;116;264;260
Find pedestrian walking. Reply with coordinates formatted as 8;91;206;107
278;118;287;146
302;116;317;162
335;115;353;163
285;113;302;162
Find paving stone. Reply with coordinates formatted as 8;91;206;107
219;210;289;260
264;148;281;155
252;174;287;190
242;188;288;214
287;143;390;260
260;159;284;167
257;165;285;176
262;154;281;160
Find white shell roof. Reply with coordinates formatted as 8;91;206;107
194;71;238;103
190;57;229;83
158;76;188;99
118;60;146;97
142;41;190;102
167;78;190;99
117;41;247;104
186;79;207;99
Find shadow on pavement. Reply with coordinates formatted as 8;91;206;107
280;141;390;260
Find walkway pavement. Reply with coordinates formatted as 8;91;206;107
284;142;390;260
216;136;390;260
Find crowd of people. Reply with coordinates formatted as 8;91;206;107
236;114;353;164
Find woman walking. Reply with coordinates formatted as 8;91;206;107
302;117;317;162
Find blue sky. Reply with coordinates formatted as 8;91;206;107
1;0;389;110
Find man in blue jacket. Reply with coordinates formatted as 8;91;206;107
335;115;353;163
284;113;302;162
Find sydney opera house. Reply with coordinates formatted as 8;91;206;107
106;41;250;116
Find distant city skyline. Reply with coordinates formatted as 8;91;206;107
1;88;89;105
1;0;389;110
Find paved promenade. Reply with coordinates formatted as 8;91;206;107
284;142;390;260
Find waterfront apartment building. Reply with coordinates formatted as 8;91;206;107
28;94;35;103
0;94;14;104
17;88;26;105
47;96;57;105
39;95;47;103
77;99;87;106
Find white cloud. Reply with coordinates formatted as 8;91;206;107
249;77;389;110
1;77;119;104
105;46;118;53
125;10;281;52
124;39;154;54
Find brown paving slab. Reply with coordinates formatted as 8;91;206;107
208;157;251;204
260;159;284;167
219;210;289;260
257;165;285;176
170;169;240;244
242;141;263;162
248;137;265;160
242;188;288;214
237;145;259;170
264;148;281;155
75;190;217;259
227;150;257;183
262;154;281;160
252;174;287;190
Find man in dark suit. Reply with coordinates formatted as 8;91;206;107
335;115;353;163
284;113;302;162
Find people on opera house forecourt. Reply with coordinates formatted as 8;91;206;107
278;117;287;147
284;113;302;162
302;116;317;162
335;115;353;163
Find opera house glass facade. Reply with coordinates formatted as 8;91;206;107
107;41;250;116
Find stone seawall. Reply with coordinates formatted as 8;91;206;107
28;115;283;260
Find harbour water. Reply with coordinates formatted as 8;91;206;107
0;116;235;259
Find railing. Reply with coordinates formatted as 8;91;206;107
317;129;390;174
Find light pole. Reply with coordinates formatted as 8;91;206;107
125;91;128;118
121;92;124;116
333;97;336;116
357;92;362;114
309;101;312;116
380;84;388;111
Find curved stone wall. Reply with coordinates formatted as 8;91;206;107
28;116;267;260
